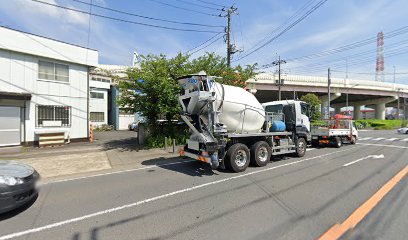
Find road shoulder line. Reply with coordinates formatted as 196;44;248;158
318;165;408;240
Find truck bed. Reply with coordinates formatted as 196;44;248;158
311;127;351;136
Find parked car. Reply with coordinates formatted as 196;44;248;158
128;121;139;131
0;161;40;214
397;127;408;134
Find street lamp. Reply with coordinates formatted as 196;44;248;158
345;84;359;116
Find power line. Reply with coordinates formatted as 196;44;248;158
244;0;318;55
148;0;222;17
173;0;222;11
195;0;226;8
234;0;329;62
189;35;224;55
31;0;222;33
72;0;224;28
186;33;222;53
285;39;408;71
286;25;408;62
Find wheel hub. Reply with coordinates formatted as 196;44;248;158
235;150;247;167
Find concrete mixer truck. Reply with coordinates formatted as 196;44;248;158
178;71;311;172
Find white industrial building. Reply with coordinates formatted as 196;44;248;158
0;26;98;146
89;73;110;127
91;64;139;130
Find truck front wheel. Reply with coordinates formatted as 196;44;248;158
250;141;271;167
226;143;250;172
350;135;357;144
295;138;307;157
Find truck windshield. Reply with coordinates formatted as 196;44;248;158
265;104;283;113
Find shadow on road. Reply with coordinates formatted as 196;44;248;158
142;157;217;177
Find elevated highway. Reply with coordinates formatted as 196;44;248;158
246;73;408;119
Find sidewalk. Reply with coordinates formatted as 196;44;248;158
0;131;181;180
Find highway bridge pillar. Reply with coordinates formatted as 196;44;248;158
353;105;362;120
375;103;386;120
334;106;341;114
320;93;341;118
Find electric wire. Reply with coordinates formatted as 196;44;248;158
72;0;224;28
234;0;329;62
148;0;222;17
31;0;222;33
173;0;222;11
189;35;224;55
195;0;226;8
286;25;408;62
244;0;318;54
186;32;223;53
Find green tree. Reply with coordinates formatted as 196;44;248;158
117;52;257;143
300;93;321;121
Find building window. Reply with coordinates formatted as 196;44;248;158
91;77;111;83
36;105;71;127
90;92;104;99
90;112;104;122
38;60;69;82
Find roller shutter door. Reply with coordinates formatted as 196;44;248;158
0;106;21;146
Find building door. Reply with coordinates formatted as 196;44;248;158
0;106;21;146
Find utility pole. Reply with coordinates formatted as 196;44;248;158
271;56;286;101
328;68;331;119
225;6;238;67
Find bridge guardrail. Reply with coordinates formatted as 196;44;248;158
248;73;408;93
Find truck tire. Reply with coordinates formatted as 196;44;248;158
225;143;250;172
332;137;342;148
295;137;307;157
350;135;357;144
250;141;271;167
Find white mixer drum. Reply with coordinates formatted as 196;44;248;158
213;83;265;133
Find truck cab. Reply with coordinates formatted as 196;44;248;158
262;100;311;142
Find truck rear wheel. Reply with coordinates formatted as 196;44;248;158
225;143;250;172
332;137;342;148
250;141;271;167
295;138;307;157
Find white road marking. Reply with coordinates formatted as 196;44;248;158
401;138;408;142
343;154;384;167
372;137;385;141
0;147;360;240
357;143;408;149
385;138;399;141
306;148;316;151
358;137;370;141
39;160;196;186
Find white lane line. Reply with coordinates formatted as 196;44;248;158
39;160;196;186
343;154;384;167
385;138;399;141
0;147;360;240
401;138;408;142
358;137;369;141
357;143;408;149
306;148;316;151
372;137;385;141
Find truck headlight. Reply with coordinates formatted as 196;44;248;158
0;176;24;186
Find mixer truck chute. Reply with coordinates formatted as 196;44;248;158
177;72;311;172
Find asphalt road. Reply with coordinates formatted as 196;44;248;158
0;130;407;240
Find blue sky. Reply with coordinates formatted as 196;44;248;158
1;0;407;83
